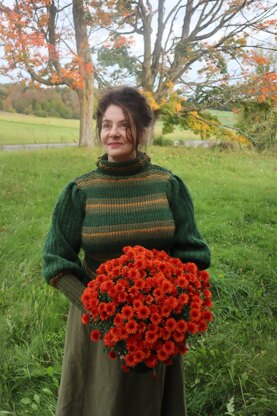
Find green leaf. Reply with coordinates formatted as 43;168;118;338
21;397;31;405
226;396;235;413
33;394;40;404
42;387;52;395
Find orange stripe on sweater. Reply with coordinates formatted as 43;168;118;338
82;225;174;239
86;198;168;210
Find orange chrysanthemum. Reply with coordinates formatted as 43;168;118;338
126;319;138;334
90;329;101;342
81;245;212;372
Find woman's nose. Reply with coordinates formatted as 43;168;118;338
109;125;120;136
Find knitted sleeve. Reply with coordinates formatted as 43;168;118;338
168;174;211;270
42;181;85;284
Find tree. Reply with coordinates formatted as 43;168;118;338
91;0;276;142
195;49;277;149
235;51;277;149
0;0;94;146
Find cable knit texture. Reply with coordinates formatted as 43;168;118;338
42;152;211;286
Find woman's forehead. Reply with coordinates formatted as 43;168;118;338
103;105;126;121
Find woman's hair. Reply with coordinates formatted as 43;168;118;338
96;86;153;149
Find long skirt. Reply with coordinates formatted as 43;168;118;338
56;304;188;416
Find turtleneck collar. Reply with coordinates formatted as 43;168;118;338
96;152;151;177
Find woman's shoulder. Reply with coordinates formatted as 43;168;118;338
149;162;174;178
73;169;99;190
149;162;183;185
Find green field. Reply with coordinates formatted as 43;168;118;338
0;112;80;145
0;110;237;145
0;146;276;415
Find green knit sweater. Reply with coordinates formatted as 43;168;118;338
42;152;211;285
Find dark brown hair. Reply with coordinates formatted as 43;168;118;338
96;86;153;149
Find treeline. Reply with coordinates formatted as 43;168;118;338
0;82;81;119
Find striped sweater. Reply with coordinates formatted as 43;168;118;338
42;152;211;285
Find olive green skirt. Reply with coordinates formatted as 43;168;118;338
56;304;187;416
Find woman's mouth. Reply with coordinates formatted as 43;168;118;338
108;142;122;148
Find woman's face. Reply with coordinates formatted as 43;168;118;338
100;105;137;163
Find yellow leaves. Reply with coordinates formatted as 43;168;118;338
186;112;214;139
223;130;250;145
140;90;160;111
174;102;182;113
160;85;185;115
166;80;174;89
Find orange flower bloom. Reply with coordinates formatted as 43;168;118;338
203;299;213;308
128;268;141;280
125;353;137;367
157;348;169;362
114;313;124;326
176;319;187;332
145;331;159;345
165;318;177;332
173;330;185;343
136;305;150;320
134;349;145;363
116;291;128;303
190;308;201;322
133;299;143;309
203;289;212;299
178;276;189;289
202;310;213;321
150;312;162;325
126;319;138;334
187;321;198;334
161;305;171;318
108;350;117;360
161;327;171;340
118;326;129;340
81;313;90;325
162;341;175;355
198;320;208;332
153;287;163;298
145;354;158;369
134;278;145;290
161;279;174;294
121;305;134;320
105;302;116;317
90;329;101;342
179;293;189;305
178;344;188;355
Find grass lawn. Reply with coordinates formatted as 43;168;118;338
0;112;80;145
0;110;238;145
0;146;276;415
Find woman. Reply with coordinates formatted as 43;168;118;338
42;86;211;416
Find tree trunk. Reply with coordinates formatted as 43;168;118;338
77;84;93;147
147;111;159;145
73;0;94;147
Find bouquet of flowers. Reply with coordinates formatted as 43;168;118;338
81;245;212;372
